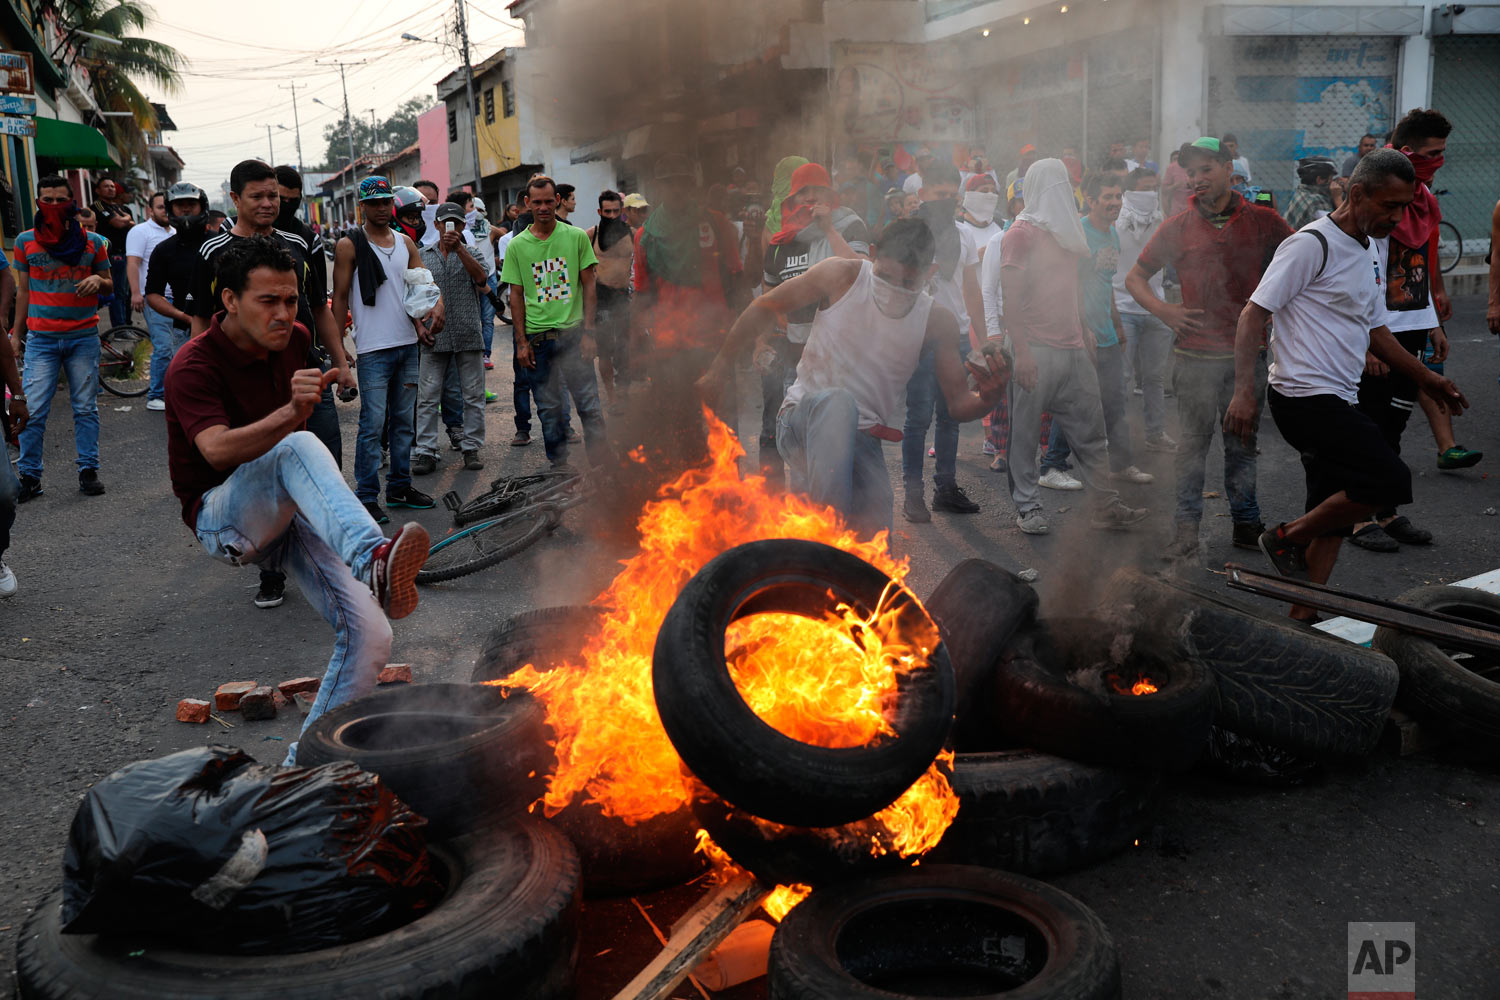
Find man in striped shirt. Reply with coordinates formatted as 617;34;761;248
14;175;113;501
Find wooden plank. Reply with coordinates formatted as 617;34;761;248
609;873;770;1000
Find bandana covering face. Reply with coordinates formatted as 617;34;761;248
765;155;809;237
36;200;90;265
1016;158;1089;256
1118;190;1162;238
962;191;1000;223
1387;144;1442;249
872;273;920;318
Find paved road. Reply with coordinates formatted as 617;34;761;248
3;297;1499;997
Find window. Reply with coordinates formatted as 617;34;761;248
502;80;515;118
484;87;495;125
446;106;457;143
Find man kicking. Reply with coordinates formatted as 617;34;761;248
165;236;428;762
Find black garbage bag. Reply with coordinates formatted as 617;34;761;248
61;745;443;954
1203;726;1323;786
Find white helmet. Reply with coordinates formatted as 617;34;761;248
472;196;487;215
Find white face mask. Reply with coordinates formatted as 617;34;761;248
963;191;1000;222
1121;190;1159;216
872;273;920;319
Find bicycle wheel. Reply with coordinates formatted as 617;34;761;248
449;471;575;525
526;471;590;510
416;506;560;584
98;325;151;397
1438;220;1463;274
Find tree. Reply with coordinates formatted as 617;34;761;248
46;0;185;141
321;97;432;169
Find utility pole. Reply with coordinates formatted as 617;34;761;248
315;59;365;223
454;0;482;192
279;81;306;173
262;124;275;164
365;107;379;157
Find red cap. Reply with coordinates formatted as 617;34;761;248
1019;143;1037;156
787;162;833;198
964;173;994;191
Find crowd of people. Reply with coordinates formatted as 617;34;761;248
0;105;1493;753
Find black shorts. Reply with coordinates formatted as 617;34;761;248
1267;387;1413;515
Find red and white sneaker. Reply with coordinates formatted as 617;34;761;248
369;521;429;619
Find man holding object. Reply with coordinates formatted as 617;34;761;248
1224;149;1467;621
165;237;428;762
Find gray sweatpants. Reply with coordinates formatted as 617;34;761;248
416;349;486;457
1007;343;1119;515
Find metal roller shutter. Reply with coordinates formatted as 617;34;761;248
1430;35;1500;249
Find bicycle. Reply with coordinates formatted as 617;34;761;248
98;323;153;397
416;470;593;584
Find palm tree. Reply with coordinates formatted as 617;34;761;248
44;0;186;140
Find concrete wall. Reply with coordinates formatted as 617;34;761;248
417;105;450;191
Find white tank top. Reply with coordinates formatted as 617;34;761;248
783;260;934;430
350;229;415;352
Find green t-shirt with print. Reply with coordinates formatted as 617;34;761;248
499;223;599;335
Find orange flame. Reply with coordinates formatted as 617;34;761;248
1131;678;1158;696
501;413;958;880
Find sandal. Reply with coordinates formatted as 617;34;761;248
1349;523;1399;552
1382;515;1432;545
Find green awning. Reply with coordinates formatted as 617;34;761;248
34;117;117;169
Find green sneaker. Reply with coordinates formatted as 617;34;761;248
1437;446;1482;470
484;390;498;403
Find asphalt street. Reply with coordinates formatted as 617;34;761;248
3;295;1499;998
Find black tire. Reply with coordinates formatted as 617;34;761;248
18;822;582;1000
97;325;151;397
1108;569;1398;757
469;608;708;896
1437;219;1462;274
295;683;552;837
471;606;604;683
653;539;955;828
926;559;1040;751
929;750;1160;875
1374;585;1500;753
416;506;557;584
982;620;1216;769
768;864;1121;1000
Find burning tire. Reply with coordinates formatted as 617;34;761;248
981;619;1216;769
654;539;955;828
295;683;551;837
1374;586;1500;754
471;605;604;683
929;750;1159;875
1108;569;1398;758
767;865;1121;1000
925;559;1040;751
17;821;582;1000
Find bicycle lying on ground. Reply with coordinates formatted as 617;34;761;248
416;470;592;584
97;324;153;397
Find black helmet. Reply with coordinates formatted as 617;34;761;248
1296;157;1337;185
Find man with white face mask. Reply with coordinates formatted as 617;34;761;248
958;173;1003;253
698;219;1008;535
1002;158;1149;534
1113;167;1175;452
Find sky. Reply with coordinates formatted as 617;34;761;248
144;0;525;193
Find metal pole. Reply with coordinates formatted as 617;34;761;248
367;108;378;156
281;82;306;172
264;124;275;164
339;63;357;222
456;0;482;192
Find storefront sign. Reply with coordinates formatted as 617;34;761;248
0;115;37;137
0;94;37;116
0;52;34;94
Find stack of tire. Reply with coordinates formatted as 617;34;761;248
1106;568;1401;766
652;541;1124;999
17;686;582;999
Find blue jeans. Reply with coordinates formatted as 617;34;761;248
1040;424;1071;474
480;273;497;356
1172;353;1264;526
901;345;959;491
108;256;130;327
18;333;100;479
354;343;418;502
194;431;391;765
144;304;178;401
0;447;18;558
1120;313;1174;438
778;387;893;535
530;330;607;466
511;334;570;435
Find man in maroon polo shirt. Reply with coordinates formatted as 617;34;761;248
1124;136;1293;562
164;236;429;765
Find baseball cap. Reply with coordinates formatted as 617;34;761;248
434;202;466;224
1179;137;1232;164
654;153;697;182
622;192;650;209
1019;143;1037;157
358;175;394;202
787;162;833;198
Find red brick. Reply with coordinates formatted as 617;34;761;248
278;676;321;698
239;686;277;721
377;663;412;685
294;691;316;715
176;698;210;724
271;688;289;709
214;681;258;711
